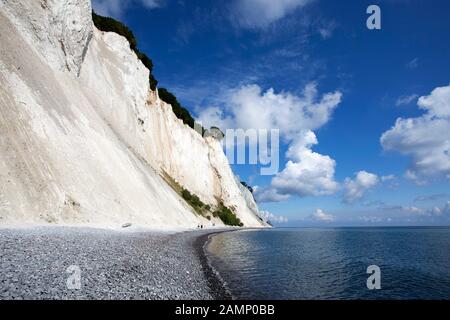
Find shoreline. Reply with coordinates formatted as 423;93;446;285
194;230;236;300
0;225;241;300
195;227;265;300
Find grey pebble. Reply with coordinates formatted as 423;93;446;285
0;227;229;300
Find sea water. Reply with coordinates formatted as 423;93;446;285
206;227;450;299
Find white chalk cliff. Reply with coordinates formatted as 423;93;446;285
0;0;267;228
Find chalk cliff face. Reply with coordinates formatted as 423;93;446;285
0;0;266;228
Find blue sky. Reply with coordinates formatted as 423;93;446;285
93;0;450;226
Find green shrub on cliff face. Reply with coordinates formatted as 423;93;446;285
135;51;153;72
214;203;243;227
135;52;158;90
92;12;206;128
158;88;196;128
158;88;208;133
181;188;206;212
240;181;254;194
149;74;158;91
92;12;137;51
182;189;243;227
92;11;158;90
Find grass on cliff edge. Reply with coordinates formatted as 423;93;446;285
92;11;158;91
92;11;208;135
213;202;244;227
161;171;242;226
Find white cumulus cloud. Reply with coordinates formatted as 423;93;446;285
311;209;335;222
230;0;313;29
197;83;342;202
199;83;341;138
343;171;379;204
417;85;450;118
381;84;450;183
259;211;288;224
269;132;339;198
254;187;291;203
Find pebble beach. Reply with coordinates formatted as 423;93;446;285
0;227;232;300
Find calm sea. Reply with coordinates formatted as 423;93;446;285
206;227;450;300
